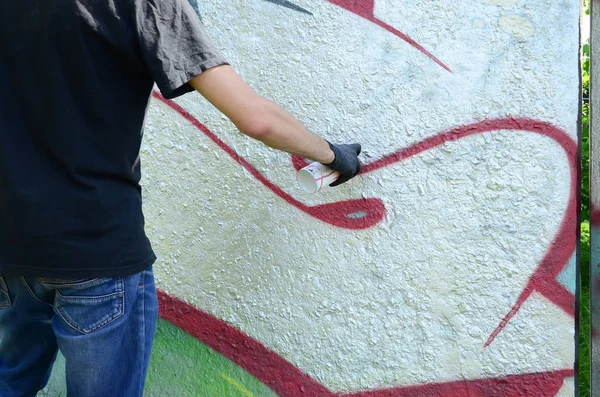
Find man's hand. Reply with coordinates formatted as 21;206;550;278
326;142;362;186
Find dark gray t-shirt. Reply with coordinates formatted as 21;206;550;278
0;0;227;277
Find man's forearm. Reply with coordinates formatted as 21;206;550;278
189;66;334;164
190;64;361;186
252;103;362;186
253;99;335;164
190;65;361;185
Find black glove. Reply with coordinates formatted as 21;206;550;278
325;142;362;187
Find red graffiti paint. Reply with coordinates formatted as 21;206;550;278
326;0;375;16
153;92;386;230
301;118;578;348
148;3;577;388
158;290;574;397
155;92;577;348
324;0;452;72
343;369;574;397
591;205;600;225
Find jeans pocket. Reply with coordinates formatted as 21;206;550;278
0;275;10;308
45;277;125;334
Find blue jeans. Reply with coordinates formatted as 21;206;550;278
0;268;158;397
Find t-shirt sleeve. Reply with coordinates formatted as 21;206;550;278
132;0;229;99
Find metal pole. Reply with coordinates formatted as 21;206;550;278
589;0;600;394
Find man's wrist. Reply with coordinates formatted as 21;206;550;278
323;141;336;165
324;149;336;165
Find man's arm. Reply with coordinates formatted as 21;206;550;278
126;0;359;183
188;65;336;164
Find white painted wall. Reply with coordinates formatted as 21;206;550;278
142;0;579;393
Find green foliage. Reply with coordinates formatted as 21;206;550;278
583;40;590;223
585;0;590;15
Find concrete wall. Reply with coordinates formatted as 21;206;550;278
141;0;579;395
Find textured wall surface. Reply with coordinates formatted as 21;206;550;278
137;0;579;396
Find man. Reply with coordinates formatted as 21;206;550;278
0;0;361;396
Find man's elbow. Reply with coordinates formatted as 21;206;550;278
236;119;271;141
235;108;273;142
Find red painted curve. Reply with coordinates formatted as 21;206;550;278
158;289;574;397
324;0;452;72
153;92;386;230
362;119;577;347
343;369;574;397
155;92;577;347
298;119;578;347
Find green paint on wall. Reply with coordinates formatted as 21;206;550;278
39;318;277;397
145;319;278;397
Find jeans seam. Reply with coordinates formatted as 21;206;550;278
20;277;53;308
38;278;105;290
56;290;122;303
139;279;146;394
